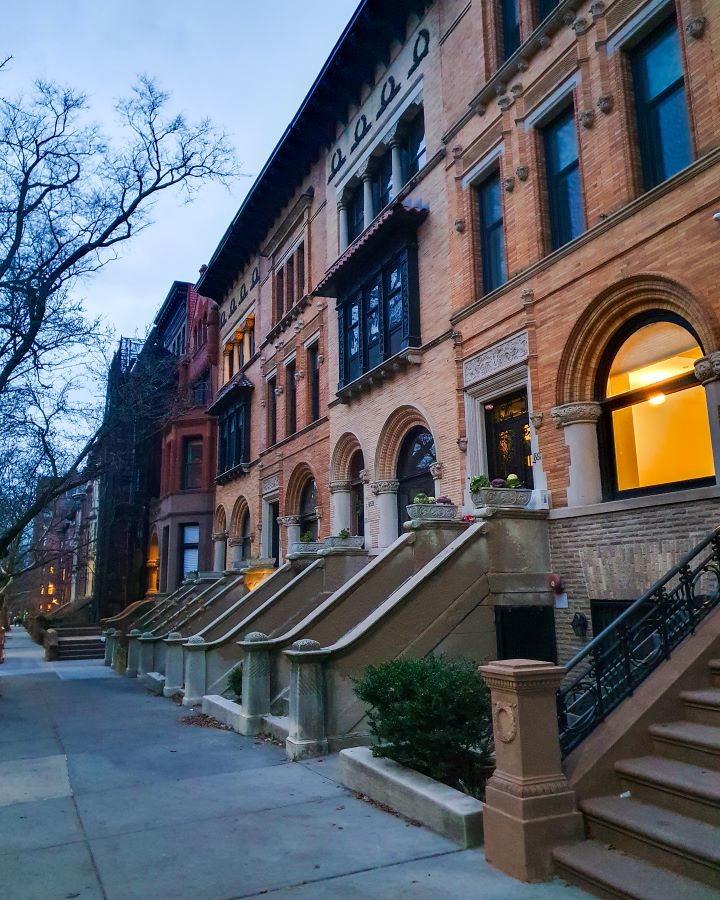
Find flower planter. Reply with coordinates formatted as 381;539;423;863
289;541;324;554
471;488;532;508
324;536;365;549
405;503;458;521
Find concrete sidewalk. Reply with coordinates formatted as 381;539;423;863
0;627;587;899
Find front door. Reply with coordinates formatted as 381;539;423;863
485;390;534;487
269;501;280;567
495;606;557;663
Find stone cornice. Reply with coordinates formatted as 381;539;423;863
371;480;400;495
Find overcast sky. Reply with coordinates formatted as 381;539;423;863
3;0;359;339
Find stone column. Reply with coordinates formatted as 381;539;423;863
228;539;247;572
162;632;185;697
479;660;583;882
390;136;404;200
286;639;328;760
695;352;720;483
279;515;301;555
125;629;141;678
372;480;400;549
212;531;228;573
550;402;603;507
103;629;116;666
138;633;155;680
237;632;271;735
362;169;375;230
338;200;349;253
329;481;352;535
182;635;207;707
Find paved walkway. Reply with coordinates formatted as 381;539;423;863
0;627;587;899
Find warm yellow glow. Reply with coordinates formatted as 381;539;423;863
243;567;274;592
648;392;666;406
47;583;55;596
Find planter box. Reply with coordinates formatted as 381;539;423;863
289;541;324;554
339;746;484;848
405;503;458;521
324;536;365;549
471;488;532;509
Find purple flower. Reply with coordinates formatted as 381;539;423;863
491;478;506;488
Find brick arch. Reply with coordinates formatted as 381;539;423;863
556;274;719;405
229;496;250;540
331;432;365;482
375;405;434;481
285;462;317;515
214;505;227;534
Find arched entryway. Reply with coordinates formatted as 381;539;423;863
396;425;436;530
229;496;252;569
299;478;319;541
213;506;228;572
349;449;365;538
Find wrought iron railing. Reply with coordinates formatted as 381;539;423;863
557;526;720;757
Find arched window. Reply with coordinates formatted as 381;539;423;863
599;314;714;496
299;479;318;540
240;511;251;561
396;426;436;526
349;449;365;539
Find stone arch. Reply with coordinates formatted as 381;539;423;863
285;462;317;515
375;405;435;481
556;274;719;405
331;432;365;482
214;505;227;534
229;496;250;540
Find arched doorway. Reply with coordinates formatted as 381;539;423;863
299;478;318;541
349;449;365;538
396;426;436;529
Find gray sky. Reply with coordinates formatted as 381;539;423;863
3;0;359;338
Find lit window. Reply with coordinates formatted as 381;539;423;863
601;317;713;495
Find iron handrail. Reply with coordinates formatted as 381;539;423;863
557;525;720;756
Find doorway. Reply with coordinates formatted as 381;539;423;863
269;500;280;566
495;606;557;663
396;426;436;531
349;449;365;539
484;389;534;487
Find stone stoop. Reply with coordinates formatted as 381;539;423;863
56;628;105;660
553;658;720;898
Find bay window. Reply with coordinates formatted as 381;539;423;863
217;400;251;476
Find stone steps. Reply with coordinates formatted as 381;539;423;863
614;755;720;825
680;688;720;725
649;720;720;770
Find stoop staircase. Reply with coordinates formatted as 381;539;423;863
54;626;105;661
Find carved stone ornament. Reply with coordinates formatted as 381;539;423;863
274;386;284;396
371;479;400;496
520;288;534;306
408;28;431;78
510;84;524;99
429;461;444;480
244;631;269;643
551;401;602;428
694;351;720;385
538;34;551;50
212;531;228;542
261;474;280;495
515;58;529;73
572;17;589;35
291;638;322;653
359;468;372;484
580;109;595;129
516;165;529;182
497;94;513;111
503;175;516;193
493;700;518;743
472;100;487;116
529;412;544;431
278;515;301;527
597;95;614;115
457;437;468;452
590;1;605;21
685;17;706;40
454;218;466;233
329;481;352;494
463;331;529;388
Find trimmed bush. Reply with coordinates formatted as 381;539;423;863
354;655;493;788
227;664;242;700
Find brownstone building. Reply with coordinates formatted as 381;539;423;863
193;0;720;665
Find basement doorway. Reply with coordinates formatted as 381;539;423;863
495;606;557;663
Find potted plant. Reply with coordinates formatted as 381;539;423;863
469;474;532;509
324;527;365;549
290;530;325;554
405;492;458;522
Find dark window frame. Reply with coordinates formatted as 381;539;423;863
498;0;522;63
181;436;204;490
307;343;321;423
267;376;277;447
285;359;297;436
542;102;585;251
217;400;251;476
475;168;507;295
179;523;200;581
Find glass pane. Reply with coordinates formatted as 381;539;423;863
550;113;579;173
635;22;683;102
612;386;714;490
501;0;521;59
397;427;436;478
607;322;701;397
388;293;402;329
183;525;200;544
654;88;692;181
480;174;502;226
182;548;199;576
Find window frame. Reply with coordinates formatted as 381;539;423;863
307;343;321;423
475;168;507;295
181;436;204;490
285;359;297;436
266;375;277;447
541;102;585;252
498;0;522;64
217;400;251;476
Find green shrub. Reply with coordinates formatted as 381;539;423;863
354;655;493;786
227;665;243;699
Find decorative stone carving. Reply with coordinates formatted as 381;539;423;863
371;479;400;496
451;145;463;161
538;34;551;50
493;701;518;743
429;461;444;480
580;109;595;129
454;218;466;233
497;94;513;111
278;515;301;527
516;165;529;182
261;474;279;495
685;17;706;40
694;352;720;384
359;468;371;484
503;176;515;193
571;17;589;35
329;480;352;494
244;631;269;643
212;531;228;542
510;84;524;98
408;28;431;78
456;437;468;452
520;288;534;306
472;100;487;116
187;635;205;645
463;331;529;388
167;632;183;641
551;402;602;427
597;95;614;115
590;1;605;21
515;58;528;73
291;638;322;653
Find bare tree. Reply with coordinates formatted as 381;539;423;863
0;73;237;559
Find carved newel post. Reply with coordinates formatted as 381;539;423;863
478;660;583;882
182;635;207;706
163;632;185;697
103;628;116;666
125;629;142;678
285;639;328;760
237;632;271;735
138;632;156;680
550;402;602;507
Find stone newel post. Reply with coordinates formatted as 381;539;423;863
372;480;400;549
125;629;142;678
182;635;207;707
478;660;583;882
237;632;271;735
551;402;602;507
285;639;328;760
138;632;155;680
329;481;352;535
103;629;116;666
162;632;185;697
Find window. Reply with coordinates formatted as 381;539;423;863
227;346;235;379
190;371;211;407
297;243;305;298
299;479;318;540
338;248;419;387
630;15;691;192
267;376;277;446
217;401;250;475
275;268;285;322
240;511;251;561
373;149;393;213
404;112;426;181
247;324;255;359
180;524;200;579
476;170;507;294
537;0;558;23
182;437;203;489
308;343;321;423
499;0;521;62
347;185;365;244
599;315;714;497
286;360;297;435
286;256;295;309
543;105;584;250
